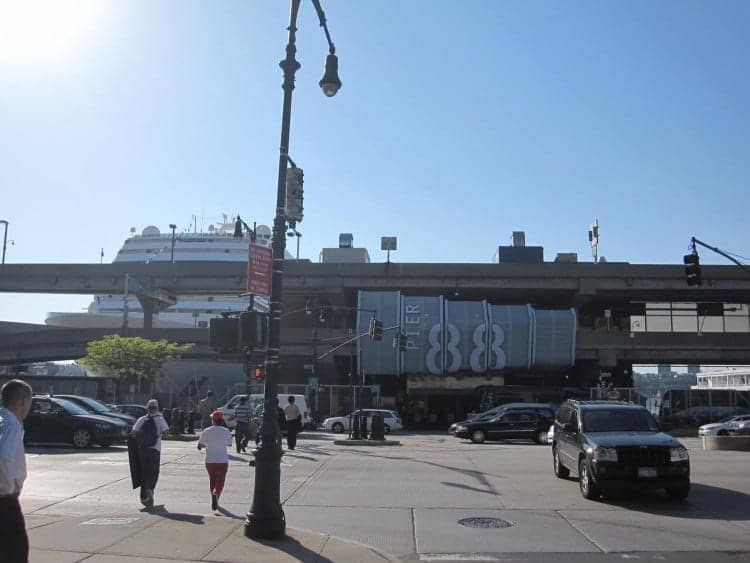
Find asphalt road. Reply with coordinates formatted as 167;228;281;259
21;433;750;562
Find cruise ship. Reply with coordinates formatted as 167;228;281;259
46;216;278;329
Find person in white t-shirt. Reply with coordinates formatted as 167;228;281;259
198;410;232;510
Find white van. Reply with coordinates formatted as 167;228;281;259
218;393;311;429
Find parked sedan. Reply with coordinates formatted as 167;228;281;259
322;409;403;433
450;403;556;435
728;419;750;436
454;411;551;444
55;395;136;428
25;396;129;448
698;414;750;437
113;404;148;419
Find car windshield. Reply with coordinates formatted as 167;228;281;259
53;399;90;416
73;396;111;413
582;409;660;433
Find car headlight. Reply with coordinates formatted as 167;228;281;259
592;447;618;462
455;425;467;432
671;446;689;462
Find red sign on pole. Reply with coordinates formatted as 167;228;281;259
247;243;272;297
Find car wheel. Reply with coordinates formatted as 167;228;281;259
666;484;690;500
98;441;112;449
717;430;728;436
331;422;344;433
470;429;486;444
73;428;93;449
384;424;391;434
578;458;600;500
553;446;570;479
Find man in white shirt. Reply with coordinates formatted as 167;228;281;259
0;379;33;563
198;410;232;510
131;399;169;508
283;395;302;450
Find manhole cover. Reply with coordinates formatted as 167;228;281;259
458;517;514;529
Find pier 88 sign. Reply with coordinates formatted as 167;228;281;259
356;291;577;376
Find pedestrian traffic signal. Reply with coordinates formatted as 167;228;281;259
683;252;702;286
369;318;383;341
239;311;268;349
254;366;265;379
209;317;239;351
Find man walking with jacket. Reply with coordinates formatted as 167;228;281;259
131;399;169;508
0;379;33;563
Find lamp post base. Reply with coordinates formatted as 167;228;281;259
245;441;286;539
245;510;286;539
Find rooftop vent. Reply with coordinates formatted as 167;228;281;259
339;233;353;248
512;231;526;247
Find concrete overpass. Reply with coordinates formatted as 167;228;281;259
2;262;750;303
4;322;750;370
0;322;347;366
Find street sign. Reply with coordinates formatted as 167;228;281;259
247;243;272;297
303;364;314;370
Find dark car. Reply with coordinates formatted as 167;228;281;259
113;404;148;419
25;396;129;448
55;395;136;428
551;400;690;501
454;410;551;444
450;403;556;435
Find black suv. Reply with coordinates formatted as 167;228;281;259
551;400;690;500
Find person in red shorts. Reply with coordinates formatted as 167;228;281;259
197;410;232;510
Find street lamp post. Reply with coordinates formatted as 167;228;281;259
245;0;340;540
169;224;177;263
0;220;8;265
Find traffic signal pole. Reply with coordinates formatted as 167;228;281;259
691;237;750;277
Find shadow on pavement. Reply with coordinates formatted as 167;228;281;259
26;445;128;454
141;505;205;524
216;506;244;520
597;483;750;520
256;534;334;563
442;481;501;495
335;447;503;492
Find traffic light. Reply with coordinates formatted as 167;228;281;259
285;167;304;223
253;366;265;379
393;331;407;352
239;311;268;349
683;252;702;286
209;317;239;351
369;318;383;341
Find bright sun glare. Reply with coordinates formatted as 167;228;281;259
0;1;104;65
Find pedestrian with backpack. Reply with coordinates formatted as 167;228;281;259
198;410;232;510
131;399;169;508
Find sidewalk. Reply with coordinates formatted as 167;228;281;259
27;510;394;563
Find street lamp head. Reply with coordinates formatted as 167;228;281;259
169;224;177;230
319;54;341;97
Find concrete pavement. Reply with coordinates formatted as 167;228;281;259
20;432;750;562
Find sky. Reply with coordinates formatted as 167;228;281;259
1;0;749;325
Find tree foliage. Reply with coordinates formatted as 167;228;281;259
80;335;193;380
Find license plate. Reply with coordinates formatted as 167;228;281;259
638;467;657;478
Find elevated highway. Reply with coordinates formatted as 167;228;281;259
2;262;750;304
4;322;750;368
